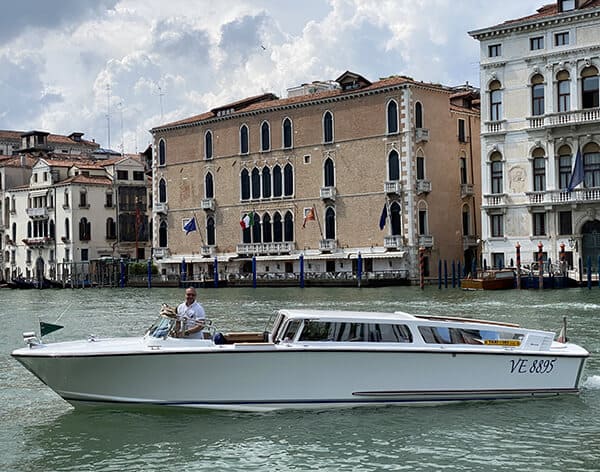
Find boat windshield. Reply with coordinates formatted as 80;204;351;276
146;316;175;338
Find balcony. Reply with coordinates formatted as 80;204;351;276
236;242;293;256
319;239;337;252
26;207;49;219
417;179;432;194
528;107;600;129
460;183;474;198
22;236;54;247
526;188;600;206
483;193;509;208
154;202;168;214
320;186;336;201
201;198;215;211
483;120;507;135
462;235;479;250
384;181;401;194
384;235;404;249
153;247;170;258
415;128;429;143
201;245;216;257
418;235;434;248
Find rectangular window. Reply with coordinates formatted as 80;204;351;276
559;211;572;235
26;250;32;264
81;248;89;262
488;44;501;57
117;170;129;180
559;0;575;11
65;248;70;262
530;36;544;50
79;192;87;207
490;90;502;121
533;158;546;191
582;76;599;109
559;155;572;189
417;156;425;180
492;253;505;269
418;210;427;235
532;84;545;116
555;32;569;46
533;213;546;236
458;119;466;142
105;193;113;208
133;171;145;181
491;161;503;194
491;214;503;237
558;80;570;112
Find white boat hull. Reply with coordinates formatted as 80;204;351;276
12;339;587;411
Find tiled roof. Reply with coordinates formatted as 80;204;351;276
0;129;99;147
490;1;600;28
57;175;112;186
153;74;453;131
0;155;37;168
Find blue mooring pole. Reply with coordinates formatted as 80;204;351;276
120;260;126;288
457;261;462;288
444;260;448;288
214;256;219;288
252;256;257;288
587;256;592;290
438;260;442;289
147;258;152;288
299;254;304;288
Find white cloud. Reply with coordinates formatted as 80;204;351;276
0;0;547;152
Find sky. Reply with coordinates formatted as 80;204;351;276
0;0;549;153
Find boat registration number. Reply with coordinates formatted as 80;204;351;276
484;339;521;346
510;358;556;374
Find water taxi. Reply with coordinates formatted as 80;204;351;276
11;308;588;411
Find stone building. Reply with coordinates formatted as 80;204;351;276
470;0;600;272
150;71;481;282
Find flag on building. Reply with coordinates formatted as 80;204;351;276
302;207;316;228
240;213;254;229
183;216;197;235
379;204;388;230
567;147;584;192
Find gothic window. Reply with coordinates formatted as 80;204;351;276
387;100;398;134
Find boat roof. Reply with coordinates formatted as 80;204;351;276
280;309;421;322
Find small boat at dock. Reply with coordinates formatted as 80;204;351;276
12;308;588;411
462;269;516;290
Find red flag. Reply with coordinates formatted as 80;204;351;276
302;207;316;228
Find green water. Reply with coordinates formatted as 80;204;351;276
1;286;599;471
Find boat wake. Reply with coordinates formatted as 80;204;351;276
583;375;600;390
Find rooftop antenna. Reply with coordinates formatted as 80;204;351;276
106;83;111;150
118;101;124;155
157;85;165;121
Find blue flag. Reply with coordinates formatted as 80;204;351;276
567;147;584;192
379;204;387;230
183;217;197;235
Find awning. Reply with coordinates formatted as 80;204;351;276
252;254;300;261
303;252;348;260
28;189;49;197
348;251;406;259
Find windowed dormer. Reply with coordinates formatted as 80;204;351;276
558;0;576;12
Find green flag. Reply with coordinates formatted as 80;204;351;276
40;321;63;337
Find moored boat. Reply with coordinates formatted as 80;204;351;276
11;308;588;411
462;269;516;290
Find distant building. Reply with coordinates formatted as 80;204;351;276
470;0;600;272
150;70;481;283
0;130;100;156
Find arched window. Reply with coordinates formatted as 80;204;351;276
79;217;91;241
251;168;261;199
252;212;261;242
557;70;570;112
158;139;166;166
489;80;503;121
204;131;213;160
106;218;116;239
263;213;272;243
460;156;468;185
273;165;282;197
418;204;428;235
64;218;70;240
207;216;215;246
284;211;294;242
462;205;470;236
241;214;251;243
325;207;336;240
390;202;401;236
273;212;283;242
388;150;400;181
415;102;423;128
583;142;600;188
531;74;545;116
283;163;293;196
282;118;293;149
558;145;573;189
240;124;249;154
387;100;398;134
262;167;271;198
159;178;167;203
532;148;546;191
261;121;270;152
490;151;503;194
417;152;425;180
205;172;214;199
324;158;335;187
159;221;168;247
323;111;334;143
241;169;250;200
582;66;599;109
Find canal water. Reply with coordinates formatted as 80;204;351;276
1;286;600;472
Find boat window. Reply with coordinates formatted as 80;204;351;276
146;316;174;338
298;321;412;343
418;326;522;345
280;320;302;341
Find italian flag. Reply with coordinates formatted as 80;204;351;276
240;213;254;229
